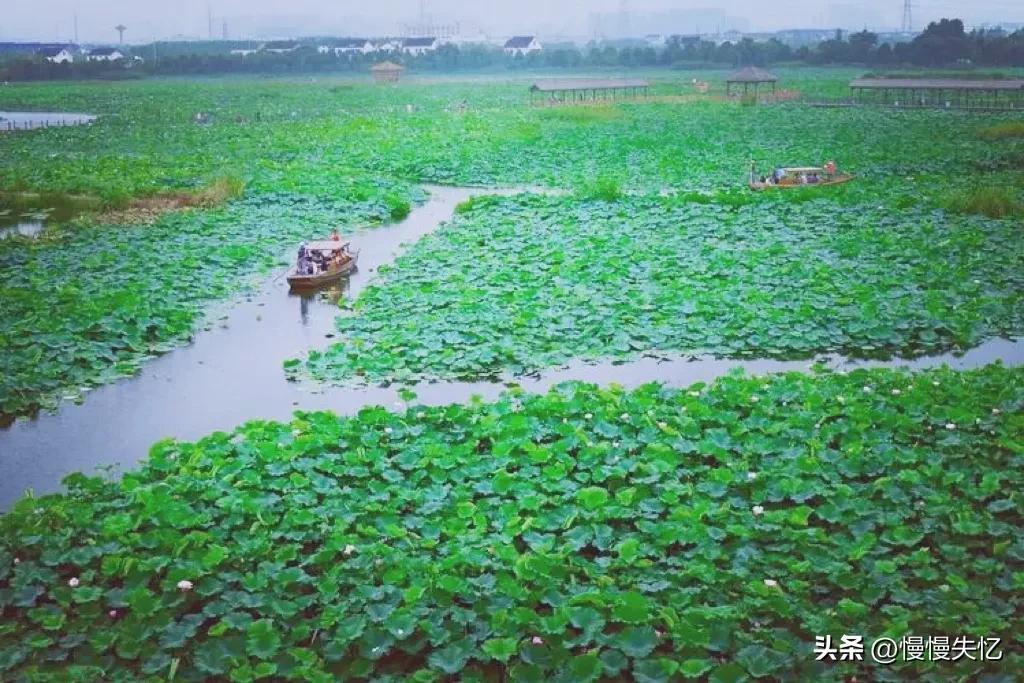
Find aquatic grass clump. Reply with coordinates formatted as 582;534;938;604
941;186;1024;219
574;175;623;201
977;121;1024;141
0;366;1021;680
382;192;411;220
537;105;623;124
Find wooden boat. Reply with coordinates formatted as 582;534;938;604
287;240;359;291
749;166;854;191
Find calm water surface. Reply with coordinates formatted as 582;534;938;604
0;185;1020;509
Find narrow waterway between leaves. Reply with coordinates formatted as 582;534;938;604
1;185;1021;509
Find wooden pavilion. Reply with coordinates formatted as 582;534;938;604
529;78;650;105
370;61;404;84
848;78;1024;110
725;67;778;97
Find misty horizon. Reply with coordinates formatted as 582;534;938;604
2;0;1021;45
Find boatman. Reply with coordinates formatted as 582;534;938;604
824;160;836;179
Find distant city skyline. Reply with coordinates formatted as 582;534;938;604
2;0;1021;44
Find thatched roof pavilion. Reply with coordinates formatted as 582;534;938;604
370;61;404;84
726;67;778;96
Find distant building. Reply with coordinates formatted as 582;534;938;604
402;37;439;55
644;34;667;47
319;38;375;56
37;46;75;64
503;36;542;56
231;47;261;56
372;39;401;53
0;42;79;59
86;47;124;62
263;40;300;54
773;28;837;47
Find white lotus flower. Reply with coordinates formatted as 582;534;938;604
933;381;940;386
531;636;544;645
620;413;629;421
747;472;758;481
584;413;593;420
752;505;765;516
945;423;956;430
992;408;1001;415
67;577;80;588
891;389;901;395
837;396;845;404
862;386;872;393
763;579;778;587
750;396;759;403
177;580;193;592
416;411;425;419
657;421;667;429
384;427;393;434
291;429;301;437
12;557;19;565
688;390;700;397
343;544;357;556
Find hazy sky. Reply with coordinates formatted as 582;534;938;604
3;0;1021;43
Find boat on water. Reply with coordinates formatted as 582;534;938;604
748;162;854;191
287;240;359;291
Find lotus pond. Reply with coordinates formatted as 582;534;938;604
1;365;1022;681
1;71;1023;681
2;72;1023;418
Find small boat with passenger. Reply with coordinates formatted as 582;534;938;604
748;160;853;191
287;236;359;291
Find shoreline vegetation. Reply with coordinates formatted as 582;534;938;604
1;176;245;229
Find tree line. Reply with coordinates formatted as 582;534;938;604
2;19;1022;82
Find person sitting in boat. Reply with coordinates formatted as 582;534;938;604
808;173;819;184
772;167;785;183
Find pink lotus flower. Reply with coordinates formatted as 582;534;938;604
177;580;194;592
531;636;544;645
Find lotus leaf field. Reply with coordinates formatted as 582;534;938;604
293;193;1023;385
1;70;1023;681
1;366;1023;681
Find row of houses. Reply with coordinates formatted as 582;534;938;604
0;43;125;64
232;36;542;58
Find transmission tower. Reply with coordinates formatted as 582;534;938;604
901;0;912;32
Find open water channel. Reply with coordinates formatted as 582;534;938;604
1;185;1021;509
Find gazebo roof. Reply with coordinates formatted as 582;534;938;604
370;61;404;72
727;66;778;83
